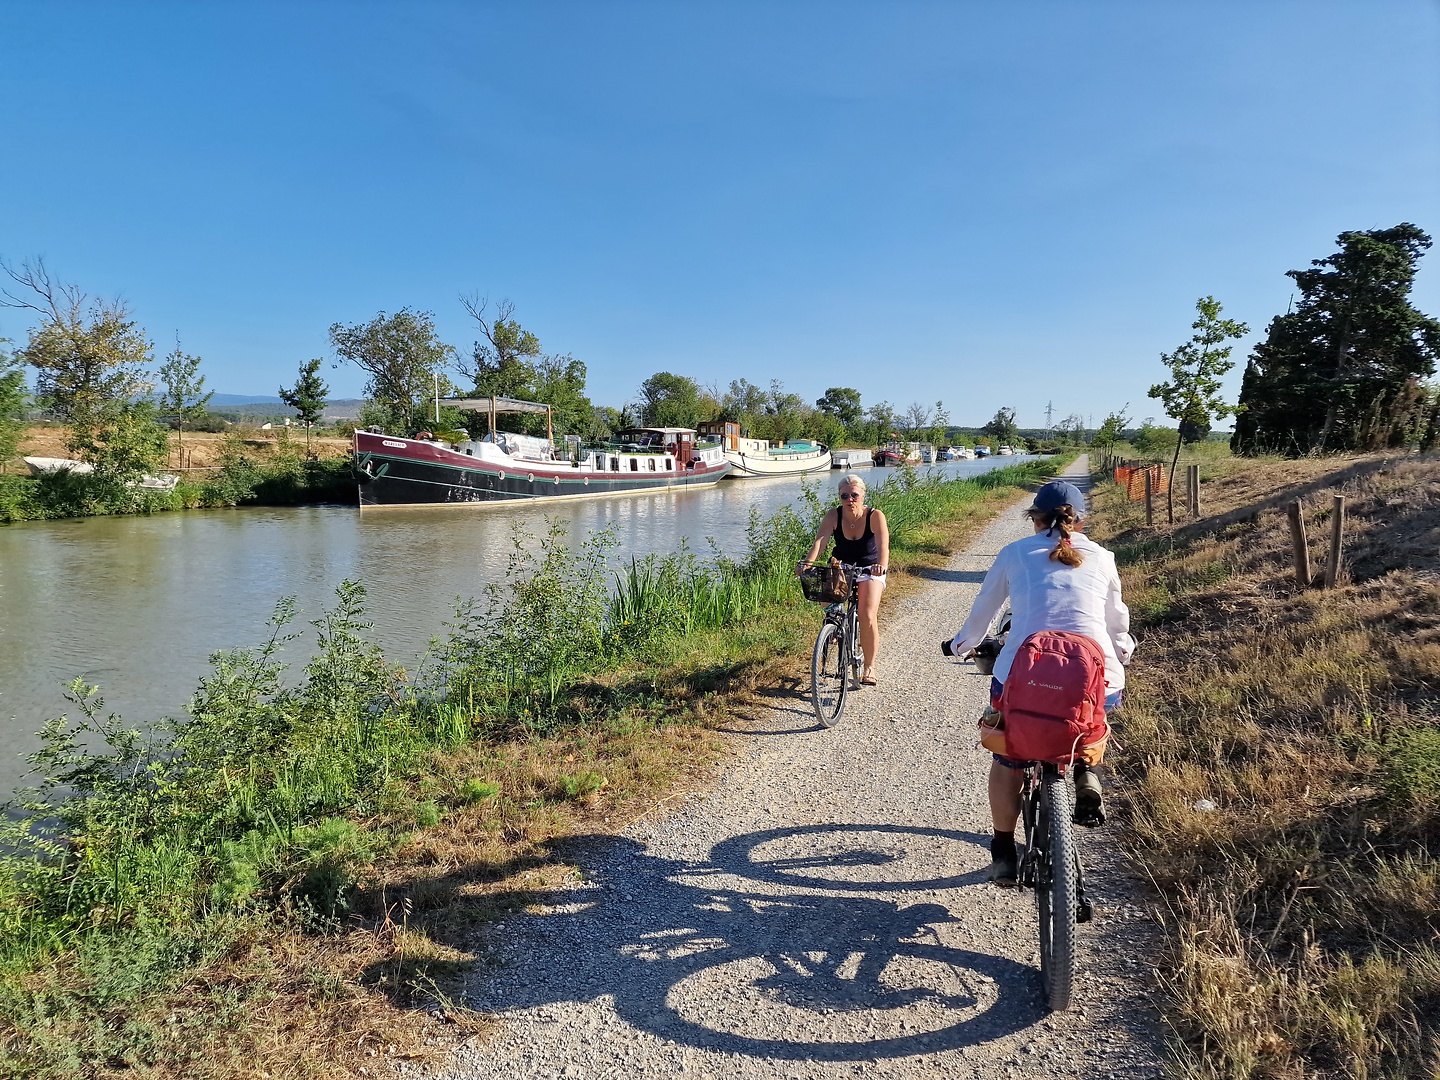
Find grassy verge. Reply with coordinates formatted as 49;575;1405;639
0;456;1070;1079
1088;451;1440;1079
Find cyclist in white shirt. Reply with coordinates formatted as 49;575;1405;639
948;480;1134;884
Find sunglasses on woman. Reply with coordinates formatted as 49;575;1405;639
840;492;862;501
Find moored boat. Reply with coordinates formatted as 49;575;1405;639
830;448;874;470
23;456;94;477
872;442;905;468
696;421;831;478
354;397;731;508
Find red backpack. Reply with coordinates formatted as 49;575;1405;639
998;630;1109;765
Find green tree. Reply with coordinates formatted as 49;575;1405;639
2;259;153;457
720;378;768;424
1232;224;1440;454
928;400;950;445
1149;296;1247;512
532;353;598;437
1092;405;1131;449
329;308;453;434
903;402;931;440
637;371;705;429
0;341;26;465
279;357;329;458
91;399;170;481
1133;420;1179;457
867;400;898;446
158;334;213;468
456;297;597;439
816;386;863;428
458;295;541;401
759;379;807;443
983;406;1019;446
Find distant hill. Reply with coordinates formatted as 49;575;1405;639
208;393;285;406
208;395;365;420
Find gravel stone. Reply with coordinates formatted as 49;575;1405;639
441;457;1164;1079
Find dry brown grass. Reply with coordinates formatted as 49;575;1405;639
1090;452;1440;1080
10;423;352;473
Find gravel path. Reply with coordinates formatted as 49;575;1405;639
439;456;1165;1080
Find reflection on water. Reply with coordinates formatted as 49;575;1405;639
0;459;1032;791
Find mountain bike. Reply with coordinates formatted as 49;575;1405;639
799;562;864;727
1017;759;1091;1010
940;628;1093;1012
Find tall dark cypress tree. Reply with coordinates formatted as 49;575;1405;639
1233;224;1440;455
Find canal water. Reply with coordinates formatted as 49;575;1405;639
0;457;1034;794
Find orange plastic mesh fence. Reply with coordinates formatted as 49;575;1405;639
1113;464;1168;501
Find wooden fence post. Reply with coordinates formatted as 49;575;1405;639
1324;495;1346;589
1190;464;1200;516
1287;500;1312;588
1144;468;1153;526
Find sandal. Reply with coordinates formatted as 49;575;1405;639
860;671;878;686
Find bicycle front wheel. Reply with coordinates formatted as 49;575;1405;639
1037;772;1077;1011
811;620;848;727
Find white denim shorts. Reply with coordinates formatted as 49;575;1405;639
854;570;886;590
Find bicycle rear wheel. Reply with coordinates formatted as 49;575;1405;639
1037;772;1077;1011
811;619;848;727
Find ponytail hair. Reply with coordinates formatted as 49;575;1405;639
1028;504;1083;567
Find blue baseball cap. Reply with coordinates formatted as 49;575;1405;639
1027;480;1086;516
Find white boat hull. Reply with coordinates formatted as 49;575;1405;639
24;456;94;477
722;446;832;478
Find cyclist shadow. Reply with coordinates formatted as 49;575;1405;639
464;823;1045;1062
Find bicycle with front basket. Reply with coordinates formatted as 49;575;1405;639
799;562;864;727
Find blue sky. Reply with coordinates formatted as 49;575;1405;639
1;1;1436;429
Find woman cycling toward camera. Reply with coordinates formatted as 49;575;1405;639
948;479;1133;885
798;474;890;686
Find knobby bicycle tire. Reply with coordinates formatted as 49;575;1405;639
811;618;849;727
1037;772;1077;1011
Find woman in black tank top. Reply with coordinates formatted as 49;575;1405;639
797;474;891;685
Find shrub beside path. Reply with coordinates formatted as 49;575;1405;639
442;457;1165;1080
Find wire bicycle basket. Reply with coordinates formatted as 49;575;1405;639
799;565;851;605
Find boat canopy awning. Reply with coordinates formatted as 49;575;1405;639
441;396;552;415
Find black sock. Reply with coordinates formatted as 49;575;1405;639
990;831;1016;857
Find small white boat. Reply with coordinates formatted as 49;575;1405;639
23;456;178;492
23;456;94;477
133;474;180;492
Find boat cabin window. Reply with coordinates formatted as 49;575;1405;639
629;458;638;472
648;458;657;472
665;458;673;471
610;457;619;471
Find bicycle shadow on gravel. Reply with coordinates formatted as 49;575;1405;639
460;823;1045;1062
710;680;827;735
904;567;990;585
